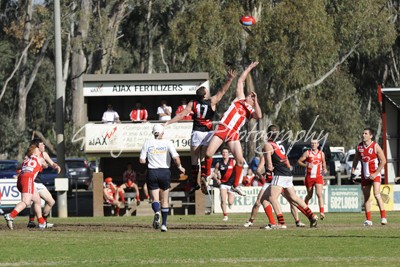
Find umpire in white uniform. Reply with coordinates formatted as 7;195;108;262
140;124;185;232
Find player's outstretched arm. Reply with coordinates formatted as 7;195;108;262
163;101;194;127
236;61;259;99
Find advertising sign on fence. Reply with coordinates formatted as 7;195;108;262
327;185;362;212
212;186;328;213
371;184;394;211
0;179;20;207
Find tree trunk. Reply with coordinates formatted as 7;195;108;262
146;0;154;73
16;0;32;132
71;0;91;128
101;0;129;74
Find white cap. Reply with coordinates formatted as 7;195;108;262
152;124;164;134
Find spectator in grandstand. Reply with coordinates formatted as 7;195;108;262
129;101;148;122
103;177;122;216
139;124;185;232
297;139;327;220
157;99;172;121
212;147;236;221
175;98;193;121
102;104;120;124
351;127;387;226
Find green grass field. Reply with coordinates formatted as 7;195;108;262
0;212;399;267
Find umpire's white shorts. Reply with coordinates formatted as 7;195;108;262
191;130;214;147
271;175;294;188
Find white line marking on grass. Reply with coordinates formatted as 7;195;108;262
1;256;400;266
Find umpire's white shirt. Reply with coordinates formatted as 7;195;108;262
140;139;179;169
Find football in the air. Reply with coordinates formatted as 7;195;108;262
240;15;256;26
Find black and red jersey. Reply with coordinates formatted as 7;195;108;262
216;158;234;185
192;99;215;132
268;140;292;176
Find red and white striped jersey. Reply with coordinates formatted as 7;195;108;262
218;98;254;132
130;108;148;121
176;105;193;120
357;141;380;179
21;156;42;177
305;149;323;179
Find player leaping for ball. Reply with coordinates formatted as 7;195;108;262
203;62;262;196
163;69;237;194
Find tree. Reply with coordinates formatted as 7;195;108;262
68;0;132;128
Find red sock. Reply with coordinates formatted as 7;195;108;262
223;212;228;216
298;206;314;220
366;211;371;221
10;209;18;218
320;207;325;214
38;217;45;224
201;158;213;177
29;215;35;222
297;205;305;214
116;207;120;216
380;210;386;219
264;205;276;224
146;194;150;199
248;218;255;223
119;191;125;203
233;165;243;187
136;196;140;201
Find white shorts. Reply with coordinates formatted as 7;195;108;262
271;175;294;188
220;184;233;192
34;182;47;192
191;131;214;147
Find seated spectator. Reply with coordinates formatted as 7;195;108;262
157;99;172;121
118;179;141;205
122;163;137;183
129;101;148;122
103;177;122;216
102;104;120;124
175;98;193;121
242;169;255;187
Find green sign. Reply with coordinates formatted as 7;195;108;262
328;185;362;212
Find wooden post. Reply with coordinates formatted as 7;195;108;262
92;172;104;217
195;189;205;215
